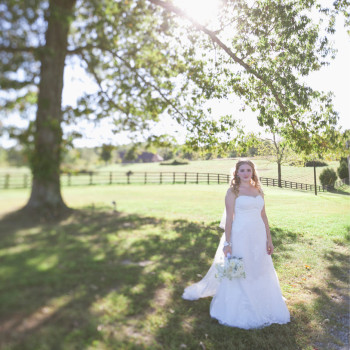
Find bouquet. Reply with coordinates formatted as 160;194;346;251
215;253;246;281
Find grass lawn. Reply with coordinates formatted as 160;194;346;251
0;185;349;350
0;166;30;174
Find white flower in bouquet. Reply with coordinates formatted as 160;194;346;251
215;253;246;281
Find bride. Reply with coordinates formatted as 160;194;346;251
182;159;290;329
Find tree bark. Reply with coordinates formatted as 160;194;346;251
347;155;350;185
25;0;76;216
277;161;282;188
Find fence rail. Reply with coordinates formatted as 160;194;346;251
0;173;31;189
62;171;231;186
260;177;329;192
0;171;338;193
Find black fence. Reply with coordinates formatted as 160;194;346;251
260;177;329;192
0;173;31;189
0;171;336;193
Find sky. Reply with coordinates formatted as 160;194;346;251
1;5;349;149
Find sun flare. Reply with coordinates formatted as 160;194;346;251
172;0;220;24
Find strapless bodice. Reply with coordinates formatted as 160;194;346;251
235;195;264;213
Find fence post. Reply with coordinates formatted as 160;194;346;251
184;172;187;184
207;173;209;185
227;175;229;184
145;172;147;184
160;172;162;184
109;172;112;185
313;162;317;196
127;173;130;184
68;173;71;186
173;172;175;184
5;174;9;189
196;173;199;184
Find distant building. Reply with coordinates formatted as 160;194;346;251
118;150;127;160
121;151;163;163
137;152;163;163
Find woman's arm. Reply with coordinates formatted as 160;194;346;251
223;189;235;256
261;204;274;255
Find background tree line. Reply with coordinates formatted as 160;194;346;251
1;132;348;175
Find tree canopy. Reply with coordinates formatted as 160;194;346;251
0;0;347;213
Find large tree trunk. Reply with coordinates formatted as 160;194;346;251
347;155;350;185
25;0;76;216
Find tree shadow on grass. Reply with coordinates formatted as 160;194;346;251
0;208;329;350
308;248;350;350
328;187;350;196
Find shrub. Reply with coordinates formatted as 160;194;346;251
319;168;337;189
160;159;189;166
288;160;304;166
205;152;213;160
337;160;349;181
304;160;328;167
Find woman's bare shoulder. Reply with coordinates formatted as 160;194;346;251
225;188;237;199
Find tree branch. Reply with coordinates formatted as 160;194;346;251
0;45;40;53
111;51;191;125
148;0;296;130
71;45;197;129
66;46;89;55
79;52;127;116
1;78;38;89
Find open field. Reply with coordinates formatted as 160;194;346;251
0;166;29;174
0;185;349;349
95;158;342;185
0;157;342;185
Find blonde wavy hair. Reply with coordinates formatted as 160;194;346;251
230;159;263;196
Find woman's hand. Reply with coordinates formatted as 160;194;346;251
266;240;274;255
223;245;232;257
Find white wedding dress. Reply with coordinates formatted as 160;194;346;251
182;195;290;329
